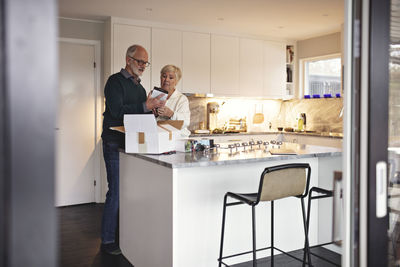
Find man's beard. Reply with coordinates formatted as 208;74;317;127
131;64;142;77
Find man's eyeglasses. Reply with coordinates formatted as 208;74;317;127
129;56;150;67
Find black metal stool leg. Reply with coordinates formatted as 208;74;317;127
218;194;228;267
304;187;335;266
252;205;257;267
271;201;274;267
301;197;311;267
303;189;313;266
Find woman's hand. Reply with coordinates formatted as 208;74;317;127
157;106;174;118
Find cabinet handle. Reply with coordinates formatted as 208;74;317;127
376;161;387;218
332;171;343;246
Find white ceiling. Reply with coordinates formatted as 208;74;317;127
59;0;344;41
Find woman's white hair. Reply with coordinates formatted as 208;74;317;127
160;65;182;82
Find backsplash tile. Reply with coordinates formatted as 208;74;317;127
280;98;343;133
187;96;343;133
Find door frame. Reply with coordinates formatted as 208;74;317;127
365;0;390;265
58;37;102;203
343;0;391;266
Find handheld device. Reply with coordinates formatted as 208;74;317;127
151;87;168;101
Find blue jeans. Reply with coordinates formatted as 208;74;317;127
101;140;120;244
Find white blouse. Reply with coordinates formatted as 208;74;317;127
157;90;191;137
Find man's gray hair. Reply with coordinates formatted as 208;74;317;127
126;45;139;58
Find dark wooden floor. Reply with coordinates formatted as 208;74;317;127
58;203;341;267
58;203;132;267
231;247;341;267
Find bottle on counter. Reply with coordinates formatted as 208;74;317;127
297;117;304;131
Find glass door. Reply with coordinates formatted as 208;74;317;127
346;0;400;265
387;0;400;264
343;0;393;266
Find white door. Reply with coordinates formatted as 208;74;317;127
56;40;96;206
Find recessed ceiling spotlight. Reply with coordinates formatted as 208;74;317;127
146;8;153;12
217;17;224;21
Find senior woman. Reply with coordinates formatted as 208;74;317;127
155;64;191;136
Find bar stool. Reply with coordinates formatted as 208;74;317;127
303;187;338;266
218;163;312;267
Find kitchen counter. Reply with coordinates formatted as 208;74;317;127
190;130;343;139
119;144;342;267
126;143;341;168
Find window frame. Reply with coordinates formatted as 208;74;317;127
299;53;342;98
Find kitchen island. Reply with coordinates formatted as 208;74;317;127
119;143;342;267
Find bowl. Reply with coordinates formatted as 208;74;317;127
277;127;283;131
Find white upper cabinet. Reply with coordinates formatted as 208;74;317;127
106;18;290;98
182;32;211;94
211;35;240;96
263;41;286;98
151;28;182;91
239;38;264;97
111;23;151;92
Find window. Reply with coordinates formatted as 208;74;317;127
302;55;342;98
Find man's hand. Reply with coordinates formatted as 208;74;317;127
146;93;165;110
157;106;174;118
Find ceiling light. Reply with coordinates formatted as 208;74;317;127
146;8;153;12
278;26;284;29
217;17;224;21
322;13;329;17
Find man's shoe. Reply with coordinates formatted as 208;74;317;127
101;242;122;255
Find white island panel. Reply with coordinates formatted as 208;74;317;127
173;159;319;266
120;156;173;267
120;149;341;267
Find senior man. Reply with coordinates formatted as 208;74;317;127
100;44;165;255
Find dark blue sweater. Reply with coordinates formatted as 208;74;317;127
101;72;147;145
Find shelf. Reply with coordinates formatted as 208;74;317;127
286;45;295;94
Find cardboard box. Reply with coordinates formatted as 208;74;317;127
111;114;184;154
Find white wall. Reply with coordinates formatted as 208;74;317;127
59;18;105;88
295;32;342;98
297;32;341;59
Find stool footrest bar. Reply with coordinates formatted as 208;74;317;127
308;241;335;249
273;247;309;264
226;201;245;207
310;187;333;195
218;246;308;266
310;195;332;200
219;246;271;260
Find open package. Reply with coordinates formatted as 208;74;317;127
110;114;184;154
